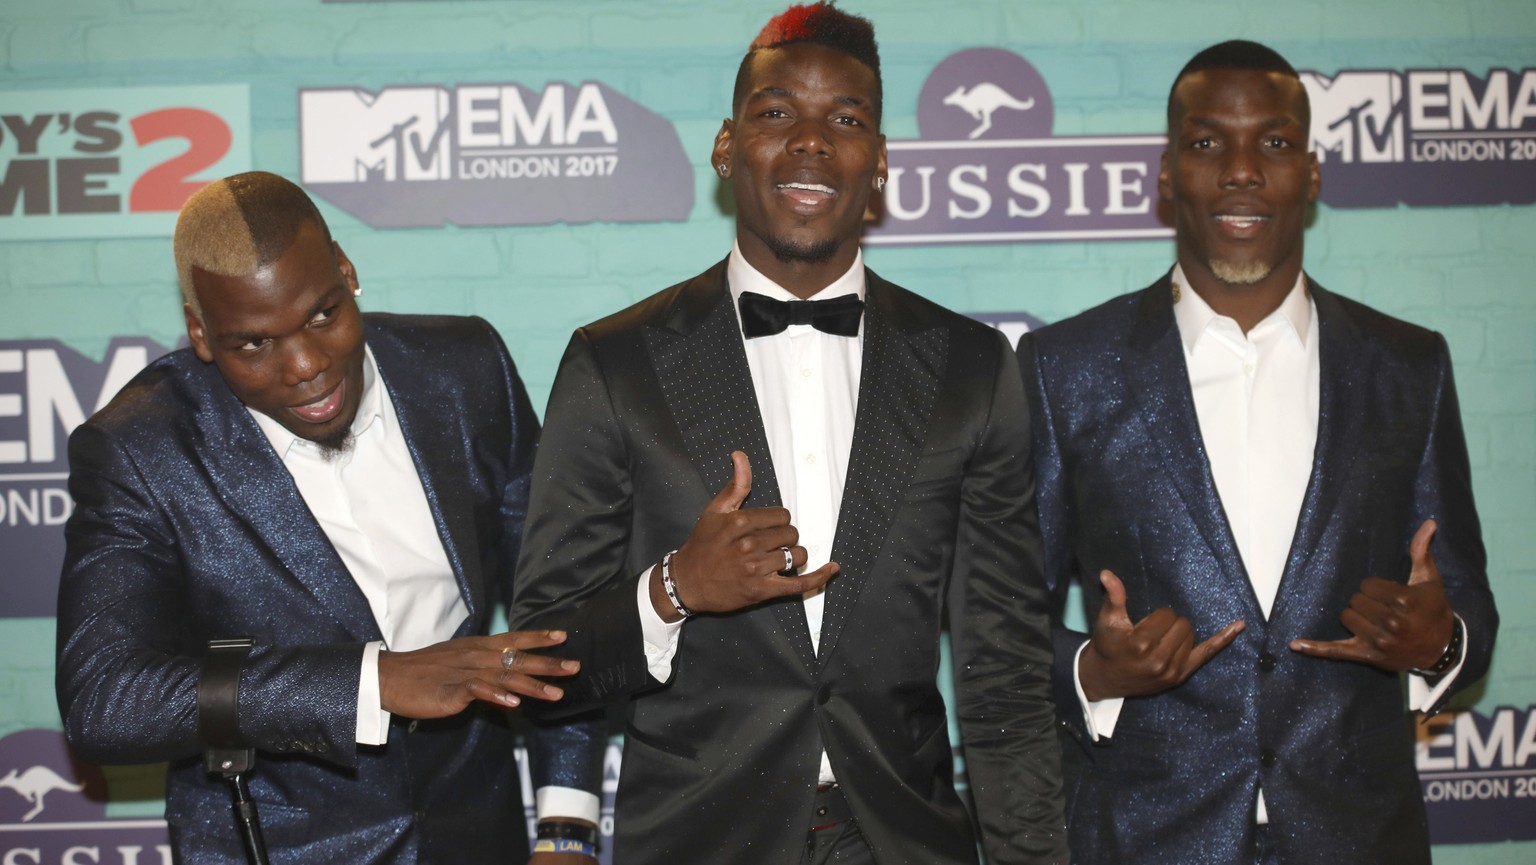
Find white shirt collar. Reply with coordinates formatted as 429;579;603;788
248;344;386;459
1171;264;1312;354
726;241;866;305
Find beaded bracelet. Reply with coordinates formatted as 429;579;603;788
661;549;693;619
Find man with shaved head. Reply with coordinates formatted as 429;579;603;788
56;171;603;864
1020;41;1496;863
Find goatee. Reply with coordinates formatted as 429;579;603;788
1210;259;1272;286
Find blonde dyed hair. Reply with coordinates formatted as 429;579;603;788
174;171;330;319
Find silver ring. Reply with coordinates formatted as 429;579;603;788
780;546;794;572
501;646;517;672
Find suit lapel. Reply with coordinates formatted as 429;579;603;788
814;273;947;668
643;263;818;670
1121;276;1263;621
1269;283;1368;624
371;332;484;633
194;371;382;642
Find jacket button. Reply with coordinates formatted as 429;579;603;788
816;684;832;705
1257;652;1276;672
1260;749;1277;767
816;805;828;817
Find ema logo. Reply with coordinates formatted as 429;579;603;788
866;48;1170;246
1300;67;1536;206
0;86;250;241
0;729;170;863
0;337;174;618
299;80;693;228
1416;705;1536;844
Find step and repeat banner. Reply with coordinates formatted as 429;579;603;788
2;1;1533;863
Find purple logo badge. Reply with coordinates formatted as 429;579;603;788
867;48;1169;246
0;729;170;861
299;81;694;229
0;337;173;618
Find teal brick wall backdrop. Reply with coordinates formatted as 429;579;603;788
4;1;1534;860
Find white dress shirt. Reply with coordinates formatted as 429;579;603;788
637;242;865;786
253;345;598;821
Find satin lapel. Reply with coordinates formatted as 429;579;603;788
814;273;946;669
642;266;817;670
1269;284;1367;624
1122;278;1261;620
195;371;381;642
371;335;484;633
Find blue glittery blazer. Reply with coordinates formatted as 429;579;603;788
56;314;601;864
1020;273;1498;865
512;260;1068;865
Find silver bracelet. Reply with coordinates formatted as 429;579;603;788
661;549;693;619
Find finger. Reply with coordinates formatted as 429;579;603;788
504;629;569;650
507;650;582;678
1407;519;1442;586
1289;636;1370;662
1097;570;1133;628
762;562;839;598
464;678;523;708
1345;585;1399;622
1338;607;1391;648
495;670;567;702
1184;620;1245;673
706;450;753;513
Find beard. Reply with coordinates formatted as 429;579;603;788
313;429;357;462
1209;258;1273;285
764;233;840;265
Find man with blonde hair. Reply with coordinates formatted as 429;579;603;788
57;171;603;863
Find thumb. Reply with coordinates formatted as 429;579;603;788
707;450;753;513
1407;519;1442;586
1097;569;1133;628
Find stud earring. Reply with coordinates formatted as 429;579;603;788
717;164;729;178
353;288;362;297
875;176;886;192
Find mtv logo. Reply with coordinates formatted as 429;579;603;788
1302;71;1405;164
300;87;452;183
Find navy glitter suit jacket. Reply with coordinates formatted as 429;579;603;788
1019;273;1498;865
55;314;600;864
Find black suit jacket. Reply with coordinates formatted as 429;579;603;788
1020;275;1498;865
513;260;1067;865
55;315;588;864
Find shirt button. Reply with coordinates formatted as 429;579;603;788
805;454;817;465
801;368;813;378
407;720;419;733
1243;363;1256;376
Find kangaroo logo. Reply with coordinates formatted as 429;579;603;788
0;765;86;822
943;82;1036;139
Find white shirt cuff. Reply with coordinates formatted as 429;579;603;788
536;786;602;824
637;564;683;682
1074;641;1125;741
1407;613;1468;711
356;640;391;745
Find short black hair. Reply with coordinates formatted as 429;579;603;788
730;2;882;121
1167;39;1308;130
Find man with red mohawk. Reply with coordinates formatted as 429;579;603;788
514;3;1067;864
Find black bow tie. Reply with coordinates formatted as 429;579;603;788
738;291;864;338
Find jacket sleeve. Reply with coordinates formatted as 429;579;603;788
951;330;1069;865
511;328;654;717
55;420;364;768
1414;334;1497;712
1017;333;1094;736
